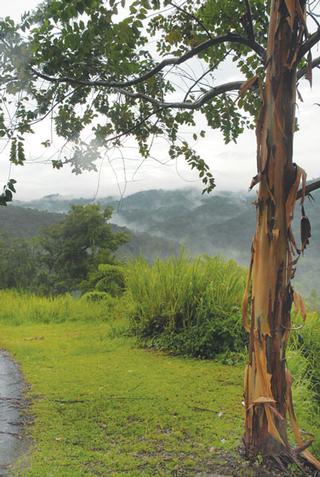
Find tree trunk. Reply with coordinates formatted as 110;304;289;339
243;0;320;466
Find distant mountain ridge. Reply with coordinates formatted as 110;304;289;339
1;200;178;262
7;188;320;296
0;205;63;238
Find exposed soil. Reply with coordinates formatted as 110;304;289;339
189;449;320;477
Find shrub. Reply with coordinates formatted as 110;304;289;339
125;254;246;358
83;263;126;297
81;290;112;302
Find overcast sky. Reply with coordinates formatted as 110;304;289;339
1;1;319;201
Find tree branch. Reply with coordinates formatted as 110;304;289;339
29;59;319;114
297;55;320;80
243;0;255;42
105;108;163;144
183;65;216;102
296;179;320;200
183;50;230;102
116;81;245;110
0;75;18;85
30;33;265;89
298;28;320;60
169;2;213;39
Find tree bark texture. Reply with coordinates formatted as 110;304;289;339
242;0;320;468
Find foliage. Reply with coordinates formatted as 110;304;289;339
0;290;108;324
126;254;246;358
0;204;63;237
287;349;320;454
0;0;275;194
291;312;320;399
0;179;18;206
80;288;136;319
0;232;38;290
37;204;128;293
0;205;129;295
83;263;126;296
80;290;112;301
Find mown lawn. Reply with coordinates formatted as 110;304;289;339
0;320;244;477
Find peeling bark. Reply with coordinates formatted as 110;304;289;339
243;0;320;467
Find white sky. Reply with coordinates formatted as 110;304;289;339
0;1;319;200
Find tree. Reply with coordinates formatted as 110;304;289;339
0;233;38;289
0;0;320;467
38;204;128;293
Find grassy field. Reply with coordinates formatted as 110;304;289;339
0;319;244;476
0;291;318;476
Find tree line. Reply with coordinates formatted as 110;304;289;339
0;204;128;295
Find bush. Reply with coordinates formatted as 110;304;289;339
126;254;246;358
81;290;113;302
83;263;126;297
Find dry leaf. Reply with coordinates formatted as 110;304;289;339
239;76;258;96
253;396;276;404
301;206;311;252
249;173;261;191
293;291;306;321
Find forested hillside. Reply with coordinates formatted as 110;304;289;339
13;188;320;297
112;189;320;297
0;206;63;237
1;202;178;262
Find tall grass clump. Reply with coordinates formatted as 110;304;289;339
126;254;246;358
298;312;320;396
0;290;113;324
291;311;320;397
287;311;320;453
287;349;320;454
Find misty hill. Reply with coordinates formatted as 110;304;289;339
0;206;63;238
14;194;115;214
1;203;178;263
110;188;320;296
111;189;255;259
10;188;320;296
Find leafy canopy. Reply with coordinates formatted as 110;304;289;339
0;0;314;201
38;204;128;293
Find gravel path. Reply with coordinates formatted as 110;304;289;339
0;350;28;476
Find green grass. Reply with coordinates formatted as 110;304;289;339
1;319;244;476
0;290;109;324
0;290;317;475
292;312;320;395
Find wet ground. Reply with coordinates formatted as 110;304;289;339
0;350;28;476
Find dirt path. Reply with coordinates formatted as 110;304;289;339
0;350;28;476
